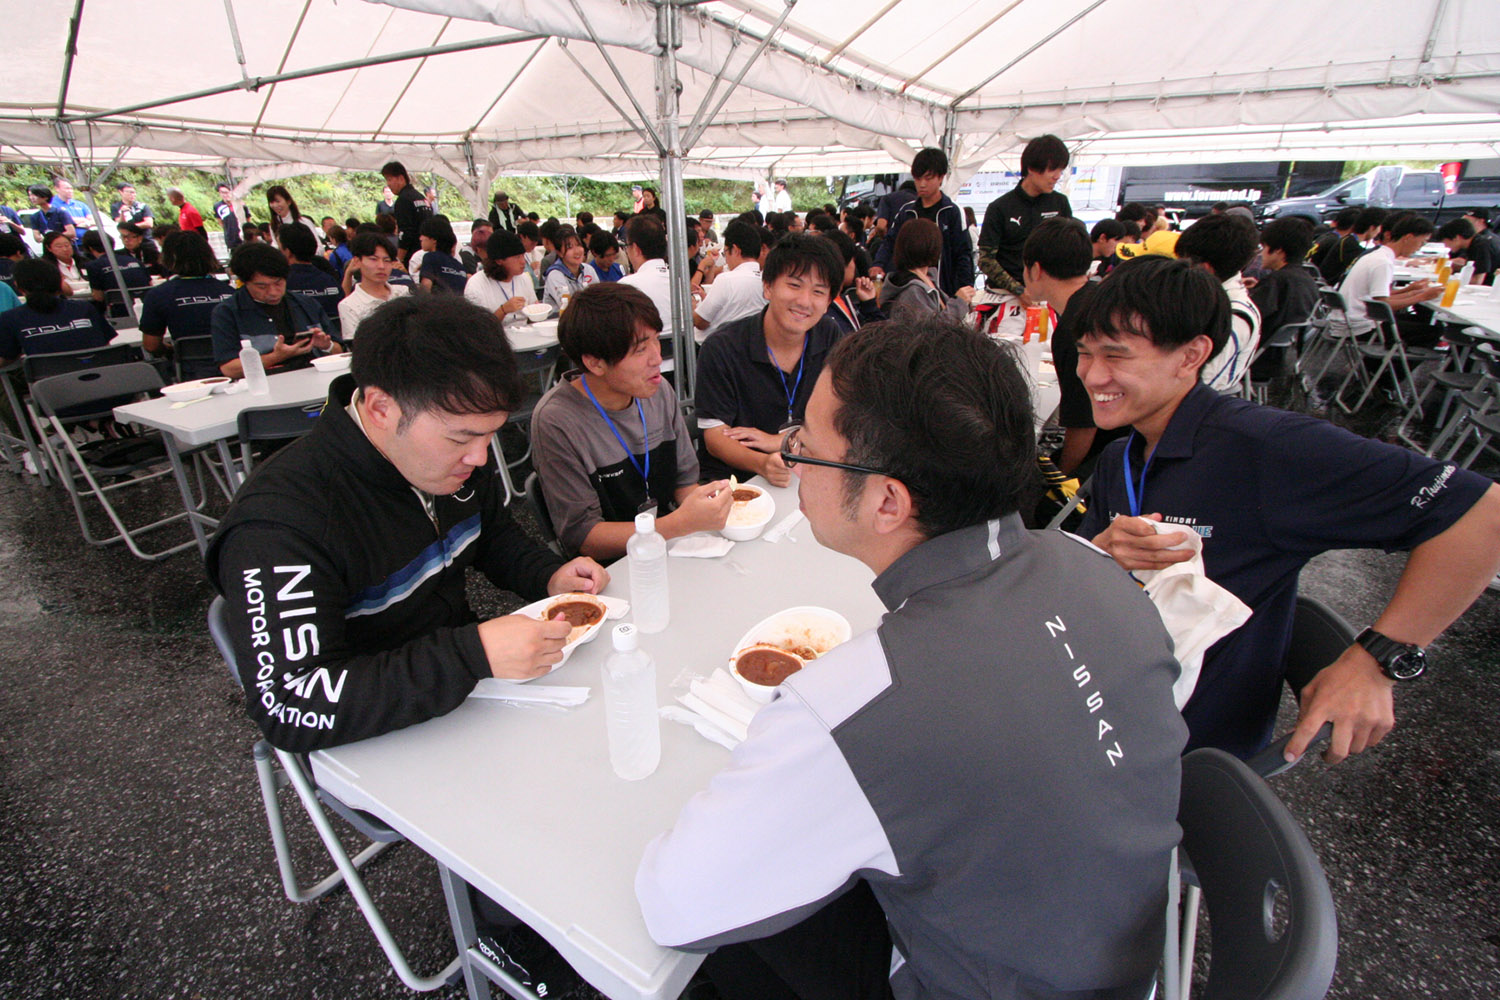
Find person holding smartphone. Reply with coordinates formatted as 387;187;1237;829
210;242;343;378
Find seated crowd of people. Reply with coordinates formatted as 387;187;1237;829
7;145;1499;1000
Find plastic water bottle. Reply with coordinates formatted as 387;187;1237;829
240;339;270;395
603;624;660;781
1459;260;1476;286
627;511;669;633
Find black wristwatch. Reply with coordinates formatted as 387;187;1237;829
1355;627;1427;681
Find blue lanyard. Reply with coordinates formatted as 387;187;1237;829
1121;431;1156;518
766;339;807;423
580;376;651;495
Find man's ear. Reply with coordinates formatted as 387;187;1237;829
362;386;402;433
870;476;916;537
1181;334;1216;377
581;354;609;378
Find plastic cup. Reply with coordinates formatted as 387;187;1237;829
1441;278;1461;308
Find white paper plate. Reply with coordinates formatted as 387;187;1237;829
499;593;630;681
728;606;851;702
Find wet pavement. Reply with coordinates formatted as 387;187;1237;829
0;405;1497;999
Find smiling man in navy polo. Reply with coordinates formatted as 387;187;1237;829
1075;255;1500;763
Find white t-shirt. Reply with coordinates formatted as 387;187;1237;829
464;270;536;315
618;258;675;334
338;282;409;339
695;260;765;342
1337;244;1396;335
771;189;793;214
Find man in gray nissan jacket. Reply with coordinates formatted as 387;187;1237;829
637;319;1188;1000
207;294;607;753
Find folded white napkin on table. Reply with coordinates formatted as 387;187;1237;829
661;669;762;748
669;535;735;558
761;510;804;544
1129;520;1252;709
468;681;591;706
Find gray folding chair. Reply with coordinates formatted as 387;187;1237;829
1425;373;1499;461
215;399;325;491
1299;288;1362;389
1333;298;1440;414
1394;326;1492;450
522;470;563;555
1243;321;1312;405
206;596;462;993
28;363;203;560
170;333;221;383
1168;749;1338;1000
492;345;562;502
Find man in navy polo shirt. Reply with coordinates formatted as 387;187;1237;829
138;231;234;380
80;231;152;319
1075;255;1500;763
694;233;845;485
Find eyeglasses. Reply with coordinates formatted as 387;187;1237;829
779;424;893;478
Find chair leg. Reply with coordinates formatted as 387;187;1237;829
1180;884;1202;1000
273;746;463;992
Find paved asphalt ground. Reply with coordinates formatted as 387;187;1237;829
0;389;1497;1000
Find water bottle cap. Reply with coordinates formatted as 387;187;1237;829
634;511;656;533
611;623;638;651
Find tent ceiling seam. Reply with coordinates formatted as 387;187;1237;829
371;17;453;138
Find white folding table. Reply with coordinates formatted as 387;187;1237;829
311;482;887;1000
113;367;341;553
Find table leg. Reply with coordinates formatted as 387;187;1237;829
164;433;212;556
439;864;493;1000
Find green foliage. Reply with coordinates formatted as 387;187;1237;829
1;161;838;231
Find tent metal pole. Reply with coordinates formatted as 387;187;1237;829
64;32;545;124
568;0;667;153
683;0;798;151
899;0;1023;93
466;38;551;136
656;0;697;404
372;19;453;138
950;0;1108;108
54;120;138;322
251;0;314;135
821;0;905;66
56;0;86;119
221;0;252;86
92;127;142;190
1421;0;1453;65
556;41;660;150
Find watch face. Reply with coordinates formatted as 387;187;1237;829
1388;647;1427;681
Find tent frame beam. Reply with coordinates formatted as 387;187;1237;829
60;31;546;124
568;0;666;153
683;0;797;150
952;0;1109;108
56;0;86;119
557;41;660;150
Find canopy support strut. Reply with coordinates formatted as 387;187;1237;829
951;0;1109;108
683;0;798;151
56;0;86;119
568;0;667;153
54;120;139;321
656;0;697;403
1420;0;1453;65
221;0;252;87
557;40;660;151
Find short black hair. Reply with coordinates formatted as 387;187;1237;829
419;217;457;252
0;233;27;258
163;231;219;278
350;232;397;259
379;161;411;185
1437;218;1475;242
1022;217;1092;280
805;213;837;234
1174;214;1259;281
1353;207;1387;234
517;220;541;243
117;222;145;238
557;283;663;369
625;214;667;260
1260;218;1315;262
1333;206;1362;230
230;242;290;283
722;219;762;260
892;219;942;271
15;257;63;310
1020;134;1069;175
588;230;618;258
1076;255;1230;362
538;218;561;245
826;320;1038;537
352;295;523;427
1388;213;1435;242
821;229;859;269
911;147;948;179
27;185;54;201
1089;219;1125;242
79;231;106;255
119;182;137;192
762;232;843;291
1117;203;1151;225
1120;220;1142;240
279;221;319;261
576;210;594;227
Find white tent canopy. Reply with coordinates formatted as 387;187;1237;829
3;0;1499;189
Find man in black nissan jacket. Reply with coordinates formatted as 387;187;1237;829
207;294;607;753
977;134;1073;304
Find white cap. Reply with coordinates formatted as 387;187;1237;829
634;511;656;533
612;623;638;652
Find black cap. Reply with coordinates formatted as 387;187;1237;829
487;230;524;259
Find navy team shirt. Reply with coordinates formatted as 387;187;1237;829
419;250;469;294
0;299;116;359
286;263;345;338
139;276;234;380
1077;383;1492;757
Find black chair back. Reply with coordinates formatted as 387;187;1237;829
237;401;325;442
172;335;220;383
29;362;164;421
22;343;142;383
1179;748;1339;1000
523;470;560;549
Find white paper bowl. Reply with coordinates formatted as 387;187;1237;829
509;593;611;678
311;353;353;373
719;486;775;541
522;303;552;322
161;381;214;402
729;606;852;702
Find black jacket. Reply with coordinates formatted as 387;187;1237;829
206;376;563;751
977;185;1072;294
873;194;974;297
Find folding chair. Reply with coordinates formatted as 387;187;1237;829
492;344;561;502
1394;326;1491;450
1299;288;1363;390
1425;373;1499;461
1164;749;1338;1000
522;471;563;555
206;596;462;993
1242;321;1312;405
171;333;222;383
1333;298;1440;414
215;399;325;491
28;362;201;560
